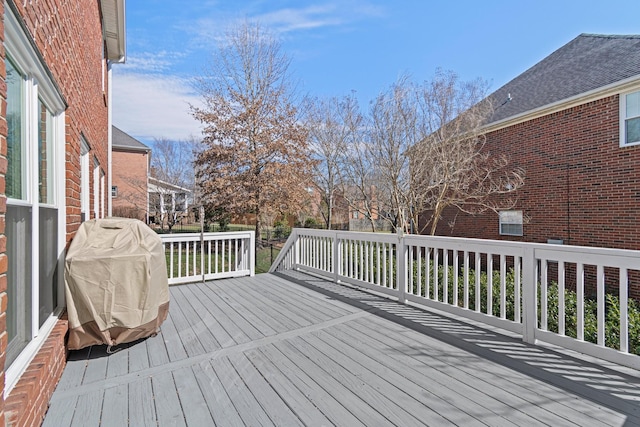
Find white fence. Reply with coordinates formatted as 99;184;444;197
160;231;255;285
270;228;640;370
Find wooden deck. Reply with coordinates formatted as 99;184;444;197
43;271;640;426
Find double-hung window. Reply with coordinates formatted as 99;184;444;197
5;5;66;393
621;90;640;146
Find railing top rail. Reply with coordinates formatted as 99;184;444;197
159;231;255;243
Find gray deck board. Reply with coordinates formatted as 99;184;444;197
128;378;157;427
43;271;640;426
192;282;255;344
152;371;186;427
128;334;150;372
173;366;216;426
349;316;628;426
99;384;128;427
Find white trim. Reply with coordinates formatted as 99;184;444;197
56;112;67;308
485;75;640;134
619;88;640;147
80;139;90;221
107;64;113;217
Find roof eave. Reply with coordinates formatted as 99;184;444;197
483;74;640;133
100;0;126;63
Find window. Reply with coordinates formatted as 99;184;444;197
621;90;640;146
499;210;523;236
112;186;118;197
6;59;24;199
5;5;66;391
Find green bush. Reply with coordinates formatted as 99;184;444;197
410;260;640;355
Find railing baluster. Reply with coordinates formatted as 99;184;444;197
425;247;430;299
515;256;521;323
487;253;493;316
541;259;548;330
577;262;584;341
597;264;605;346
463;251;469;309
620;268;629;353
500;254;506;319
558;261;565;335
433;249;439;301
475;252;481;312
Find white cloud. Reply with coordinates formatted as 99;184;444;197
184;1;385;47
113;71;203;142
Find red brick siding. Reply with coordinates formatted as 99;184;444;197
112;149;149;220
5;317;67;427
0;1;111;425
11;0;110;242
428;95;640;297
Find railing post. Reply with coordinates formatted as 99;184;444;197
249;231;255;276
522;245;537;344
333;231;340;283
294;230;300;270
396;229;407;304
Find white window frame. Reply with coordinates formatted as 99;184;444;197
93;157;100;219
80;138;90;222
620;88;640;147
499;210;524;236
4;4;66;396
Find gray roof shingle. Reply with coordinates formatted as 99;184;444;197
112;126;151;151
487;34;640;125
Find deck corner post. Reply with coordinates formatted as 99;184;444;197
397;229;407;304
249;231;256;276
333;232;340;283
522;245;537;344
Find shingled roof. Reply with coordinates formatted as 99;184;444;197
487;34;640;125
112;126;150;152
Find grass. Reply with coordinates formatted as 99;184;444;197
256;245;281;274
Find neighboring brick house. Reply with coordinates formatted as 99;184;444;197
430;34;640;253
112;126;151;222
0;1;125;425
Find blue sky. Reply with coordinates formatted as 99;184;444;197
113;0;640;145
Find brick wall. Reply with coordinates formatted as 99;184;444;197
428;95;640;297
112;149;149;221
0;0;111;425
11;0;110;240
432;95;640;248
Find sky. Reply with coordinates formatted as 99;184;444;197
113;0;640;146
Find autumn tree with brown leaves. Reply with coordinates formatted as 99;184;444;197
192;22;312;242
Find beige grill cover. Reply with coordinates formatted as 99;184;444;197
65;218;169;350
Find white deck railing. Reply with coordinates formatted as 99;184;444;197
160;231;255;285
270;228;640;370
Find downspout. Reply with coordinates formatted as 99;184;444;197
107;61;113;216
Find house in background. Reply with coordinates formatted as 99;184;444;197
427;34;640;299
431;34;640;251
112;125;151;222
0;1;125;425
148;176;192;231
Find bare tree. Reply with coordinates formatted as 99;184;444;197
410;69;525;234
304;93;361;229
149;137;197;232
367;75;420;233
366;69;524;234
192;21;312;242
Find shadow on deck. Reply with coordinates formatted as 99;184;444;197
43;270;640;426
